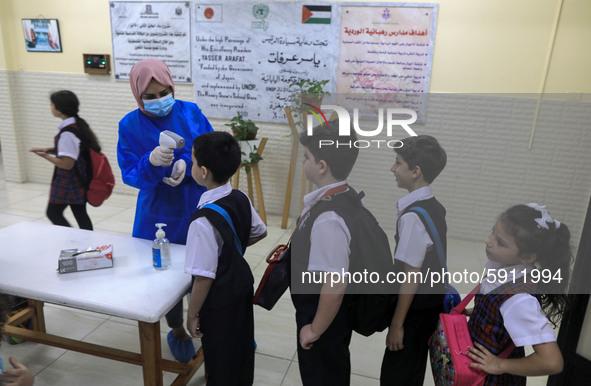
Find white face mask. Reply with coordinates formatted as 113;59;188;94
142;93;175;117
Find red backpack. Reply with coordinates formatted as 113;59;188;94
85;148;115;207
59;126;115;207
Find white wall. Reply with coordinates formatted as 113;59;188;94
3;71;589;245
0;0;590;246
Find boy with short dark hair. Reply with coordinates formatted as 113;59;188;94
381;134;447;385
290;121;359;385
185;131;267;385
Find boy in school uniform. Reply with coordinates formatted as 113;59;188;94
184;131;267;385
381;135;448;386
290;121;359;386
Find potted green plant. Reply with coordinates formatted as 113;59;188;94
226;111;258;140
225;112;262;173
288;79;331;134
289;79;331;109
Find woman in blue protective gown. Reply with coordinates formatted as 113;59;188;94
117;58;213;363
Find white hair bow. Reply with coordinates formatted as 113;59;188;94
526;203;561;230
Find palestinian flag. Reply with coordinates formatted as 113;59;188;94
302;5;331;24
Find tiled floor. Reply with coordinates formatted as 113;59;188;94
0;164;550;385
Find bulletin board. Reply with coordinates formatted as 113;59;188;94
110;1;192;83
109;1;438;122
191;2;437;123
192;2;339;122
336;5;437;122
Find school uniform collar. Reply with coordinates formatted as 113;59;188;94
57;117;76;131
303;180;349;210
396;186;433;218
197;182;232;209
480;260;535;294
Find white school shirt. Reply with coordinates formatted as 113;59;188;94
56;117;81;160
394;186;434;269
480;260;556;347
300;181;351;273
184;182;267;279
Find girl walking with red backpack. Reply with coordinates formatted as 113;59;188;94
30;90;101;230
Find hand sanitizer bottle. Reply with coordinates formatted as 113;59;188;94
152;223;171;270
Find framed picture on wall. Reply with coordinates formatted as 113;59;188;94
22;19;62;52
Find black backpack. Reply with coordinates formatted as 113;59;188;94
310;189;397;337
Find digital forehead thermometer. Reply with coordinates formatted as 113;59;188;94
159;130;185;149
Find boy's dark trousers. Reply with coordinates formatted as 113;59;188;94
380;304;440;386
295;303;353;386
200;289;255;386
164;298;184;329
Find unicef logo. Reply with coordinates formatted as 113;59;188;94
253;4;269;20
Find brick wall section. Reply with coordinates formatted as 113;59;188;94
2;72;590;246
0;70;25;182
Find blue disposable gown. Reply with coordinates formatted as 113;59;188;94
117;100;213;244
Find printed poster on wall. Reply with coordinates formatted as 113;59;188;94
337;4;437;122
192;2;339;122
110;1;192;83
21;19;62;52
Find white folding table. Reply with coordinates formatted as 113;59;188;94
0;222;202;385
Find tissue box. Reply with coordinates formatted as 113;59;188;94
58;244;113;273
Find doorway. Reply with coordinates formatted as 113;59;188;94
548;195;591;385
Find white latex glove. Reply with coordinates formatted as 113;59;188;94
163;159;186;187
149;146;174;167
